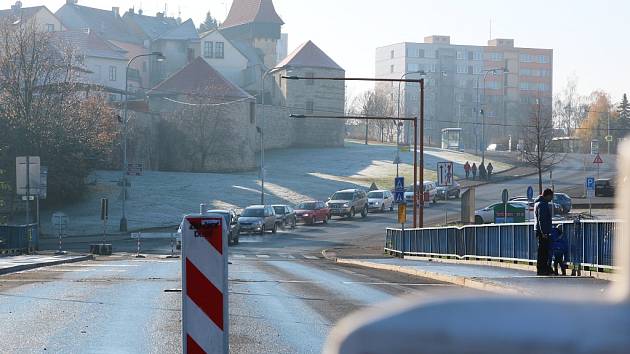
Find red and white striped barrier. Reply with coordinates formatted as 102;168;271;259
182;213;228;354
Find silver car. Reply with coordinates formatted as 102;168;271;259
238;205;278;234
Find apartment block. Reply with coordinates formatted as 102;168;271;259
376;35;553;149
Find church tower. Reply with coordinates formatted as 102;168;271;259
220;0;284;68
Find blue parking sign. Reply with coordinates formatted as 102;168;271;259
586;177;595;191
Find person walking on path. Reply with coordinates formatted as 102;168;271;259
534;189;554;276
464;161;471;179
471;163;477;180
487;162;494;180
479;162;487;181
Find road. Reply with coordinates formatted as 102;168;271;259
2;213;484;353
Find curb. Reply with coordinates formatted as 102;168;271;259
335;257;527;295
0;254;95;275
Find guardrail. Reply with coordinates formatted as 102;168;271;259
0;224;39;255
385;220;619;271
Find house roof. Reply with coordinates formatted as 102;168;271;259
149;57;252;99
55;3;140;44
276;41;343;71
156;19;199;41
0;5;44;22
221;0;284;29
54;30;128;61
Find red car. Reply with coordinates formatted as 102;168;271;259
295;201;331;225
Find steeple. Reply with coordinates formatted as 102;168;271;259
221;0;283;30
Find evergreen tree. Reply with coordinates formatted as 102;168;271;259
198;11;220;32
618;93;630;121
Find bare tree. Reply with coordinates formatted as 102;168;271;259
553;77;586;137
0;19;118;204
523;99;564;193
352;89;395;143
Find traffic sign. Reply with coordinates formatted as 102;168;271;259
394;177;405;192
394;191;405;204
126;163;143;176
527;186;534;201
16;156;40;196
605;135;613;142
586;177;595;191
51;212;69;227
437;162;454;187
502;189;509;204
593;153;604;165
398;203;407;224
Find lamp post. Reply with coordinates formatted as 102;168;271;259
119;51;165;232
397;70;426;177
259;67;282;205
476;67;508;164
284;75;425;228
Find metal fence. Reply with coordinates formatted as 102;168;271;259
385;220;619;270
0;224;39;255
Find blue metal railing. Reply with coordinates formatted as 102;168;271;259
385;220;619;269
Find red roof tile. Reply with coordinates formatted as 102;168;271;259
276;41;343;71
149;57;252;99
221;0;284;29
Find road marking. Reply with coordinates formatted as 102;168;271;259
232;254;246;258
256;254;270;258
61;264;139;267
341;281;454;286
303;255;319;260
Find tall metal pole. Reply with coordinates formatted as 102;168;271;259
419;79;425;228
607;111;611;154
413;116;418;229
397;70;425;178
259;68;281;205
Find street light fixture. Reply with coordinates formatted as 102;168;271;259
284;75;426;228
397;70;426;177
476;67;509;164
119;51;166;232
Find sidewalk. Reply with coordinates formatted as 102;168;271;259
336;257;612;297
0;253;93;275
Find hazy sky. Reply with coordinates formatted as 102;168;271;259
26;0;630;101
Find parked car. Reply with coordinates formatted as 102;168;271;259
509;196;563;216
207;209;240;245
238;205;278;234
436;181;461;200
327;189;368;218
595;178;615;197
272;205;297;229
475;202;528;224
367;190;394;212
295;201;330;224
553;193;572;214
404;181;438;205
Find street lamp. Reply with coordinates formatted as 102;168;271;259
397;70;426;177
119;51;165;232
259;66;283;205
476;67;508;164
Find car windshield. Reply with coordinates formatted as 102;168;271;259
367;192;383;198
296;202;317;210
331;192;354;200
241;208;264;217
273;206;285;214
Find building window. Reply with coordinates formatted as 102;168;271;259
473;51;482;61
417;49;425;58
456;51;464;60
519;82;529;90
46;24;54;32
428;63;436;73
215;41;224;59
407;63;421;72
473;66;482;74
390;50;395;59
109;66;116;81
306;72;315;85
456;64;467;74
306;100;314;114
390;65;395;73
250;102;256;124
203;41;213;58
468;65;473;75
488;52;503;61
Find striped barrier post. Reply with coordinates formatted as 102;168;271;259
182;214;228;354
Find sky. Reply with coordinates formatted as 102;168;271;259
24;0;630;102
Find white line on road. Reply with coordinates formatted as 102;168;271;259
303;255;319;260
232;255;246;258
256;255;270;258
341;281;454;286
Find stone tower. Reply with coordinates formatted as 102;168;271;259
220;0;284;68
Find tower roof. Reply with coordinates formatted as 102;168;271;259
276;41;343;71
221;0;284;29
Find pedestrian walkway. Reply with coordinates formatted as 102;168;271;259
337;257;611;297
0;253;93;275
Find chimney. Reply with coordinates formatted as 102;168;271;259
156;12;164;18
138;9;143;15
66;0;78;5
112;7;119;17
128;7;134;14
11;1;22;12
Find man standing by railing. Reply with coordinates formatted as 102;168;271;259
535;189;554;275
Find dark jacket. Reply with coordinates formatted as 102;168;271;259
550;227;568;253
534;196;553;234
